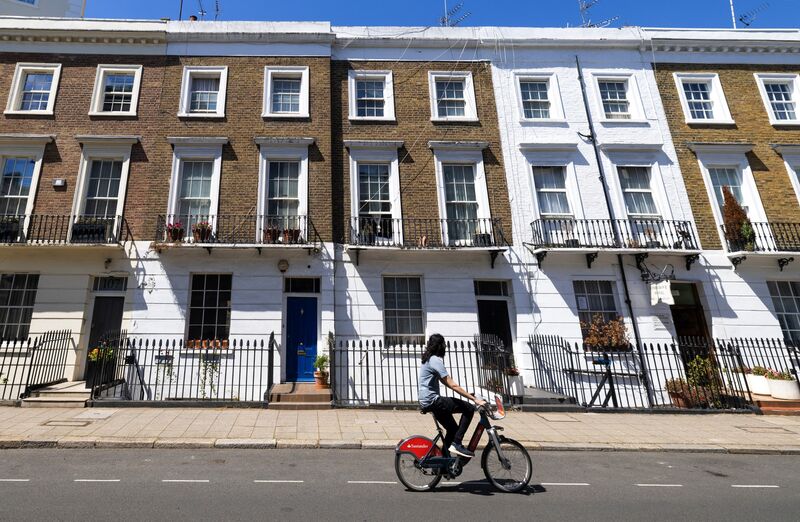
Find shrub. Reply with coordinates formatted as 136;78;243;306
314;354;329;372
721;186;755;250
765;370;794;381
581;315;631;351
752;366;770;377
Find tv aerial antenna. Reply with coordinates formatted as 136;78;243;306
197;0;207;20
440;1;471;27
738;2;770;27
578;0;619;28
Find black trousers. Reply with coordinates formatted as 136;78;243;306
429;396;475;451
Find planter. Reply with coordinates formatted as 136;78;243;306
768;379;800;400
507;375;524;397
668;391;691;409
72;221;109;243
193;228;212;243
314;370;329;389
283;228;301;244
263;227;279;244
473;233;492;247
0;220;21;243
746;374;771;396
168;228;185;242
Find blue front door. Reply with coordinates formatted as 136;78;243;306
285;296;318;382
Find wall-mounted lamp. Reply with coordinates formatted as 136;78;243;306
277;259;289;273
52;178;66;188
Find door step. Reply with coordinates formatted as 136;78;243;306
21;381;91;408
269;383;331;410
269;401;332;410
21;397;89;408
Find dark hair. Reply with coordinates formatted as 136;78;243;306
421;334;446;364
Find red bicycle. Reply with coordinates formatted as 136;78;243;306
395;396;532;493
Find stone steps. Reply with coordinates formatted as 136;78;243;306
21;381;91;408
21;396;89;408
269;382;331;410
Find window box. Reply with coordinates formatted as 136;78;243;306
754;73;799;126
428;71;478;122
348;70;395;121
5;63;62;115
263;66;310;118
89;65;143;117
673;73;734;125
178;66;228;118
71;217;112;243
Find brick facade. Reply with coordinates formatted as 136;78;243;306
654;63;800;249
330;60;511;244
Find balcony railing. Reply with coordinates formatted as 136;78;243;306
721;222;800;253
155;214;320;247
0;215;126;245
530;218;698;251
349;217;507;248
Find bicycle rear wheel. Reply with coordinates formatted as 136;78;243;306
395;453;442;492
481;438;532;493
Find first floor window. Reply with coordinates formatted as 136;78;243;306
178;160;213;223
573;280;619;339
708;167;744;210
383;276;424;346
618;166;658;216
358;163;392;240
188;274;231;341
520;81;550;119
533;166;570;216
84;160;122;218
0;273;38;341
267;161;300;217
598;80;630;119
768;281;800;344
0;158;35;216
443;164;478;242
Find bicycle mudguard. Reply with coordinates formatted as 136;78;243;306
395;436;442;460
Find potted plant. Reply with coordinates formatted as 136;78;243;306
0;215;21;243
314;354;330;389
722;186;756;252
263;223;280;244
85;342;115;387
504;358;524;397
643;225;661;249
766;370;800;400
192;221;212;243
72;217;109;243
166;221;185;242
581;315;631;352
749;366;772;396
665;378;692;408
283;227;301;244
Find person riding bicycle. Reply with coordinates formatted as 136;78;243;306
419;334;486;458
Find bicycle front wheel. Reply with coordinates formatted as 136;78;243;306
481;438;532;493
395;453;442;492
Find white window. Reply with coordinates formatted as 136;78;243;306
383;276;425;346
428;72;478;122
167;138;226;231
515;74;565;122
708;167;745;210
83;160;123;218
618;166;659;216
674;73;734;124
5;63;61;115
767;281;800;344
598;80;630;120
0;158;36;216
755;74;799;125
188;274;232;342
443;164;479;242
89;65;143;116
263;66;310;118
0;273;39;342
256;138;312;242
573;280;619;340
177;161;214;223
178;66;228;118
348;70;395;121
358;164;392;239
532;166;571;216
267;161;300;217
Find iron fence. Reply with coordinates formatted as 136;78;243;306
530;218;697;250
91;333;278;403
330;334;512;407
155;214;320;247
526;334;800;411
348;217;508;248
0;330;73;400
0;215;127;245
721;222;800;253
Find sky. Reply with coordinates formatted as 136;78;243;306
84;0;800;29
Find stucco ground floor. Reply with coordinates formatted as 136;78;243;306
1;242;796;399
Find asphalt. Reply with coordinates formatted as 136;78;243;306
0;449;798;521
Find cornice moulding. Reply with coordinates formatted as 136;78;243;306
771;143;800;156
687;142;754;154
344;140;404;150
428;140;489;151
0;133;55;145
76;135;140;145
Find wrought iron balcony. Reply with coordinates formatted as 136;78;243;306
349;217;507;249
154;214;320;248
0;215;127;245
530;218;698;251
721;222;800;254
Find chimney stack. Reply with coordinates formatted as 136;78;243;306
189;15;198;21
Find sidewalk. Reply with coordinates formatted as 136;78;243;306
1;407;799;454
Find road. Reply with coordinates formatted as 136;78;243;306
0;449;798;521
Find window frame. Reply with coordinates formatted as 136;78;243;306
348;70;395;121
0;273;39;342
592;73;646;123
256;138;312;242
381;275;425;347
186;273;232;342
177;66;228;118
615;165;661;218
166;139;225;229
673;73;734;125
531;165;573;218
4;63;62;116
573;279;622;340
347;142;403;244
262;66;310;119
754;73;800;126
0;137;49;219
767;281;800;344
88;64;143;117
514;73;565;122
427;71;478;122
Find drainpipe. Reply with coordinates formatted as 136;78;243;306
575;56;654;407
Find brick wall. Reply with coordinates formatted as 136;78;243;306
330;60;511;244
654;63;800;249
0;54;333;242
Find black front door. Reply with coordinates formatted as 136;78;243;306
477;300;513;351
670;283;709;339
85;296;124;382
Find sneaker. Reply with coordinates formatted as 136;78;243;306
449;443;474;458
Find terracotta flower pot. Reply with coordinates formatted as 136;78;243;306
314;370;329;389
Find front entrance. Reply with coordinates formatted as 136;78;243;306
669;283;710;339
477;299;513;351
285;296;318;382
85;296;124;382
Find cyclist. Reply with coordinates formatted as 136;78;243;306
419;333;486;458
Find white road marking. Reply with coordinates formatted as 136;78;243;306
347;480;397;485
253;480;305;483
73;479;120;482
542;482;591;486
161;479;210;483
0;479;30;482
731;485;780;488
635;484;683;487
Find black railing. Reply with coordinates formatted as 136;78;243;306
330;335;512;407
349;217;508;248
530;218;697;250
0;330;73;400
155;214;320;248
527;334;800;411
0;215;126;245
91;333;278;403
721;222;800;253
